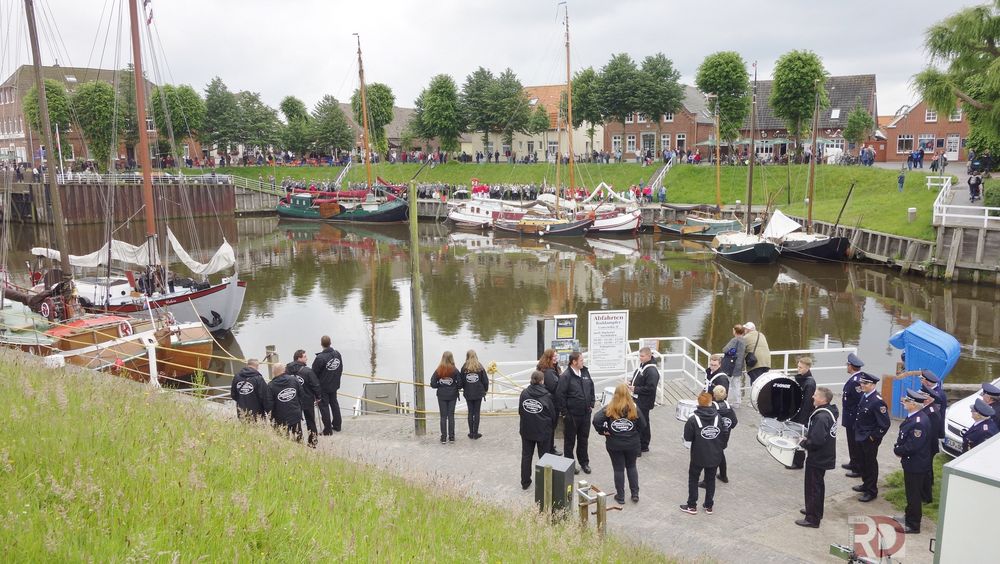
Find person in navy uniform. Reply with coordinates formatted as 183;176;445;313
963;398;998;452
980;383;1000;428
628;346;659;454
796;387;839;528
841;353;866;477
853;373;891;502
917;390;943;503
556;352;596;474
893;390;933;534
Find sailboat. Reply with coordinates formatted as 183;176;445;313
710;64;780;265
276;35;408;224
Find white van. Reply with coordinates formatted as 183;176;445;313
942;377;1000;457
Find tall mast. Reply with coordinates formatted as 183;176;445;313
745;63;758;236
355;33;373;191
564;4;575;192
128;0;157;256
24;0;70;278
806;79;820;234
710;93;722;213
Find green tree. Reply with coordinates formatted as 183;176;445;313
310;95;354;156
597;53;640;156
843;103;874;155
234;91;281;155
202;76;239;155
529;103;551;156
695;52;751;144
116;66;140;158
22;79;72;162
151;84;206;143
913;1;1000;155
279;96;309;122
571;67;603;152
69;81;118;170
412;74;463;152
637;53;684;155
351;82;395;157
279;96;311;157
489;68;531;150
460;67;496;149
770;50;829;159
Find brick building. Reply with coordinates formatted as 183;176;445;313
602;85;714;160
881;99;968;163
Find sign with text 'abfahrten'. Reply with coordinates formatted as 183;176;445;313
587;310;629;372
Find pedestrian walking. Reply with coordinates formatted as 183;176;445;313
593;383;645;504
518;370;557;490
313;335;344;434
430;351;461;443
897;170;905;192
460;349;489;439
796;387;839;528
556;351;595;474
230;358;272;421
680;392;724;515
628;346;659;454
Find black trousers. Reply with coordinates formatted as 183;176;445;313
302;401;318;446
318;389;342;433
921;461;935;503
563;412;591;466
718;450;728;480
275;420;302;442
467;398;482;436
903;470;926;530
687;462;717;508
521;437;548;487
439;398;457;439
845;423;861;471
608;448;639;500
859;436;881;496
638;406;652;450
549;415;564;454
804;465;826;523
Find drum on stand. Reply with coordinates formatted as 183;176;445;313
750;371;803;421
766;436;802;467
757;417;784;446
675;399;697;421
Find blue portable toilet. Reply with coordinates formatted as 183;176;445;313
888;320;962;418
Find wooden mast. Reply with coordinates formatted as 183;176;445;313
710;93;722;214
564;4;575;193
745;64;758;236
806;79;820;234
127;0;157;258
355;34;373;191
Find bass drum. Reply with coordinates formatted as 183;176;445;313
750;371;803;421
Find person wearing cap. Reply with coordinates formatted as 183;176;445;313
919;370;948;419
742;321;771;386
841;353;866;478
916;392;943;504
963;398;998;452
893;389;933;534
981;383;1000;429
854;373;890;502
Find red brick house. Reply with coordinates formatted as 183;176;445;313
882;99;968;163
602;85;714;159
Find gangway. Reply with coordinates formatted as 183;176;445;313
334;159;352;189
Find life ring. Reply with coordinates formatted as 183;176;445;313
118;320;134;338
39;298;53;320
163;312;177;326
30;271;42;285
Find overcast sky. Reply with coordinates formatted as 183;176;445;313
4;0;978;118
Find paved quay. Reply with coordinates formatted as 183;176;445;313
313;394;937;563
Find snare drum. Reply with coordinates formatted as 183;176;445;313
600;386;617;407
750;371;803;421
782;421;806;442
766;436;801;467
675;399;697;421
756;417;784;446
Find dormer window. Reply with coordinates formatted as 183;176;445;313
830;109;840;119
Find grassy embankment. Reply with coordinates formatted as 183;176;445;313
884;454;947;520
0;352;669;561
210;162;946;240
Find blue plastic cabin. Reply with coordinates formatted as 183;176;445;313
888;320;961;418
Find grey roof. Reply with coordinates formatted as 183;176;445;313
1;64;156;93
682;85;715;124
747;74;877;131
339;102;414;141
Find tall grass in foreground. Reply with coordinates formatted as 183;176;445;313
0;351;669;561
884;454;946;520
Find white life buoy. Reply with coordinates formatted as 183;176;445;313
118;320;134;338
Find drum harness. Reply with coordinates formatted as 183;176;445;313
629;363;654;399
684;412;720;448
705;371;726;393
807;407;836;432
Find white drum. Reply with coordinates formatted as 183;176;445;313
750;371;803;421
600;386;617;407
756;417;784;446
675;399;697;421
766;436;801;467
782;421;806;442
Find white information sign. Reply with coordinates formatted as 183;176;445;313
587;310;629;372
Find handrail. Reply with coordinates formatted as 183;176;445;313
54;172;235;186
931;175;1000;228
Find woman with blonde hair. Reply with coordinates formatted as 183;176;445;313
430;351;461;444
460;349;489;440
592;382;646;504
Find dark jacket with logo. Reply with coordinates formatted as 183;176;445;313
593;407;646;452
712;400;738;448
556;366;596;416
854;392;891;443
893;411;933;473
542;367;560;396
791;371;817;425
518;384;556;441
231;366;272;417
802;404;839;470
430;367;461;401
312;346;344;393
460;367;489;401
841;372;864;428
630;361;659;411
705;367;730;395
683;405;724;468
286;361;321;408
268;373;304;426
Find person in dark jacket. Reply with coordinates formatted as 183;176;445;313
555;352;596;474
788;357;817;469
854;373;891;501
981;382;1000;429
841;353;866;477
286;350;321;448
519;370;557;490
893;390;933;534
537;348;562;455
460;349;489;440
268;365;305;442
430;351;461;443
708;385;738;485
719;324;747;380
681;392;724;515
629;347;659;453
917;391;943;503
593;383;646;504
231;359;272;421
963;399;998;452
312;335;344;434
796;387;839;528
704;354;729;395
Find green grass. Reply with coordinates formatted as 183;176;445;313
884;454;947;520
0;351;668;561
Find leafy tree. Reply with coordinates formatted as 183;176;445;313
202;76;239;155
695;52;751;143
116;66;140;158
279;96;311;157
636;54;684;155
529;103;551;155
234;91;281;155
460;67;496;149
310;95;354;155
770;50;829;159
597;53;640;155
150;84;206;143
843;103;874;155
571;67;603;152
69;81;118;170
412;74;463;152
22;78;72;162
279;96;309;123
351;82;395;156
489;68;530;149
913;1;1000;155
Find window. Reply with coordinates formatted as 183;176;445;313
918;134;935;150
182;143;190;159
526;141;534;155
830;108;840;119
485;142;494;155
145;116;155;131
924;109;937;122
661;134;670;150
896;134;913;153
663;113;674;123
826;139;845;151
637;114;647;123
948;109;962;122
675;133;686;150
626;135;636;152
611;135;621;153
547;140;557;155
501;144;511;156
625;113;634;124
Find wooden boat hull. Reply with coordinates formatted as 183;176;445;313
714;241;780;264
493;217;593;237
277;198;409;223
655;218;762;239
779;236;850;263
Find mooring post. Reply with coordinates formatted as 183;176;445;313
542;464;553;517
408;180;427;436
577;480;589;526
595;491;607;538
265;345;278;378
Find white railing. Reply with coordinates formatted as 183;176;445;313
648;162;671;192
334;158;352;188
932;175;1000;228
55;172;234;185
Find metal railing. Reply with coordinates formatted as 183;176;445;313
55;172;234;186
932;175;1000;228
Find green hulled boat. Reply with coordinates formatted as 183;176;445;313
276;193;409;223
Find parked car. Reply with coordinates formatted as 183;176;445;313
942;376;1000;457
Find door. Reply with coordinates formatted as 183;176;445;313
945;134;959;161
641;133;655;154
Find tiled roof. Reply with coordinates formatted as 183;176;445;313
524;84;567;128
2;64;154;93
747;74;877;131
682;85;714;124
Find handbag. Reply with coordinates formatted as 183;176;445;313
745;333;761;369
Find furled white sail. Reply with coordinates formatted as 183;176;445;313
166;228;235;276
31;240;160;268
762;209;802;240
